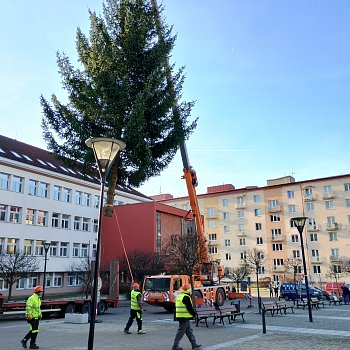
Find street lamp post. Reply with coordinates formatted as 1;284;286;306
292;217;313;322
42;241;51;300
85;137;126;350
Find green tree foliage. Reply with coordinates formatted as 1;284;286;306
40;0;196;210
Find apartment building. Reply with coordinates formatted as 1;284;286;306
155;175;350;288
0;135;151;298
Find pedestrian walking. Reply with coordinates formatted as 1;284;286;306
21;285;43;349
341;285;350;305
269;283;273;298
172;284;201;350
124;283;146;334
274;284;279;298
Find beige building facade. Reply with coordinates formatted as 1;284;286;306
156;175;350;288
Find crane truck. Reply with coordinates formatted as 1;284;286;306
142;144;237;312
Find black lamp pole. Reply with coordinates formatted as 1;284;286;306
85;137;125;350
292;217;313;322
42;241;51;300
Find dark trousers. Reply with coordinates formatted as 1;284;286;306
23;318;39;345
125;309;142;331
173;319;197;348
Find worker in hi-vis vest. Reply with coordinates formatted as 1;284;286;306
172;284;201;350
124;283;146;334
21;285;43;349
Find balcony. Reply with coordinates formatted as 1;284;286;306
304;194;316;201
330;255;342;263
268;206;281;213
326;223;339;231
235;203;246;209
307;225;319;232
207;213;219;219
237;230;247;237
310;256;323;264
269;235;285;242
273;265;285;272
322;191;336;200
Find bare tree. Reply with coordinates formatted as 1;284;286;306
284;257;303;282
326;265;342;296
340;257;350;275
246;248;266;313
0;251;39;301
225;263;252;292
67;256;93;298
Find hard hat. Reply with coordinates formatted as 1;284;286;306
34;286;44;293
133;283;140;290
182;283;191;291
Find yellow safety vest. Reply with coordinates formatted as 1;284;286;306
26;293;42;319
175;292;192;319
131;290;141;310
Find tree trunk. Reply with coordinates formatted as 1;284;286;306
104;160;119;217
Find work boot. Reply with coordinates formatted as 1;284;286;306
192;345;202;349
137;329;146;334
29;345;39;349
21;339;27;349
123;329;132;334
172;347;183;350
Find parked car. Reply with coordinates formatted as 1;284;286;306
280;282;322;301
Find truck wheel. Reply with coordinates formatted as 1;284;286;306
215;289;225;307
284;296;289;301
97;301;107;315
82;302;91;314
65;303;76;314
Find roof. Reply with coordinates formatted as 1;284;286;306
0;134;150;200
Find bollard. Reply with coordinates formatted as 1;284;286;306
262;307;266;334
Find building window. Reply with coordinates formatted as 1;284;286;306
26;209;35;225
253;195;261;203
16;278;26;290
28;276;38;289
94;195;100;208
255;223;262;230
37;211;47;226
53;185;61;201
73;243;80;257
306;202;314;212
292;250;300;258
208;220;216;228
24;239;33;255
329;232;337;241
50;242;58;256
268;200;279;210
224;239;230;247
28;179;37;196
223;225;230;233
313;266;321;274
270;215;280;222
238;224;245;233
12;176;23;193
208;233;217;241
240;252;246;260
81;244;88;257
287;190;294;199
74;216;81;230
0;173;10;190
291;235;299;243
331;248;339;258
75;191;82;205
254;209;262;217
38;182;49;198
35;241;44;256
334;265;341;273
52;213;60;228
207;207;216;215
6;238;18;254
258;267;265;274
222;199;229;206
53;273;63;287
223;212;229;220
9;206;21;223
237;210;244;219
273;258;284;266
345;199;350;208
288;205;295;214
82;218;90;231
0;204;7;222
59;243;69;257
310;233;318;241
304;187;313;196
308;218;317;229
344;183;350;192
272;244;283;251
82;193;91;207
239;238;246;246
61;214;70;229
257;237;263;245
325;200;334;209
225;253;231;261
63;188;71;203
93;219;98;233
208;246;218;254
311;249;319;258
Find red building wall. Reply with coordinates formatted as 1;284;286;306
100;202;190;269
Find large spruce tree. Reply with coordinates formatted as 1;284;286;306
40;0;196;212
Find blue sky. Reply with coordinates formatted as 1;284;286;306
1;1;349;198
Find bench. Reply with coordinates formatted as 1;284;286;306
214;303;245;325
275;301;294;314
311;297;325;308
297;298;319;309
262;301;280;316
329;295;342;306
195;304;220;327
